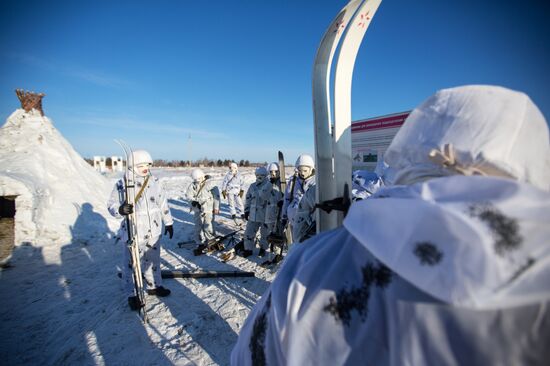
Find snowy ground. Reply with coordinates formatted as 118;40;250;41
0;167;280;365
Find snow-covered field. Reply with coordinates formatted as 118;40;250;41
0;165;281;365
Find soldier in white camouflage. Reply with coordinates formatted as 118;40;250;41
221;162;245;219
107;150;174;310
185;168;220;250
262;162;284;235
241;166;271;257
281;154;316;244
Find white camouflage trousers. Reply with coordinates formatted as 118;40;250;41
121;239;162;296
244;221;273;251
227;193;244;216
193;210;215;244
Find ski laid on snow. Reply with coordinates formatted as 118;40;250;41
161;270;255;279
115;139;148;323
312;0;382;233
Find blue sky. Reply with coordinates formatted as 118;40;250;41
1;0;548;164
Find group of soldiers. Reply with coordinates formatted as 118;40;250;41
108;151;318;309
185;154;317;262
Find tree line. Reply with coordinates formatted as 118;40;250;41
152;158;256;167
84;157;264;168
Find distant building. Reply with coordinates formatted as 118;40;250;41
111;156;123;172
351;111;410;171
93;156;106;172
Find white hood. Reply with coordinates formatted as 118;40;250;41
385;85;550;191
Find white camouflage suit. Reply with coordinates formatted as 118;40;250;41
282;174;315;243
221;171;245;216
243;179;271;251
261;177;284;236
185;179;220;245
108;175;173;295
292;184;316;243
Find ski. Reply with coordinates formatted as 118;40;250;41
177;240;196;249
276;151;292;251
161;270;255;279
278;150;286;193
333;0;382;221
114;139;148;323
312;0;382;233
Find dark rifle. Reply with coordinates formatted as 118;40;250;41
193;229;242;256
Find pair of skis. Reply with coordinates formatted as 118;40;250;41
115;139;148;323
313;0;382;232
161;270;254;279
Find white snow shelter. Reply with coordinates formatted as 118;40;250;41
0;91;115;249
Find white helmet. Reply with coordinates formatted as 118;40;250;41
295;154;315;168
255;166;268;176
267;162;279;172
230;162;238;169
191;168;205;182
130;150;153;167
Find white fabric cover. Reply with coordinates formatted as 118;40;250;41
345;176;550;309
231;177;550;365
385;85;550;190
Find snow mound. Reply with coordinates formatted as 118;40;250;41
0;109;116;246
